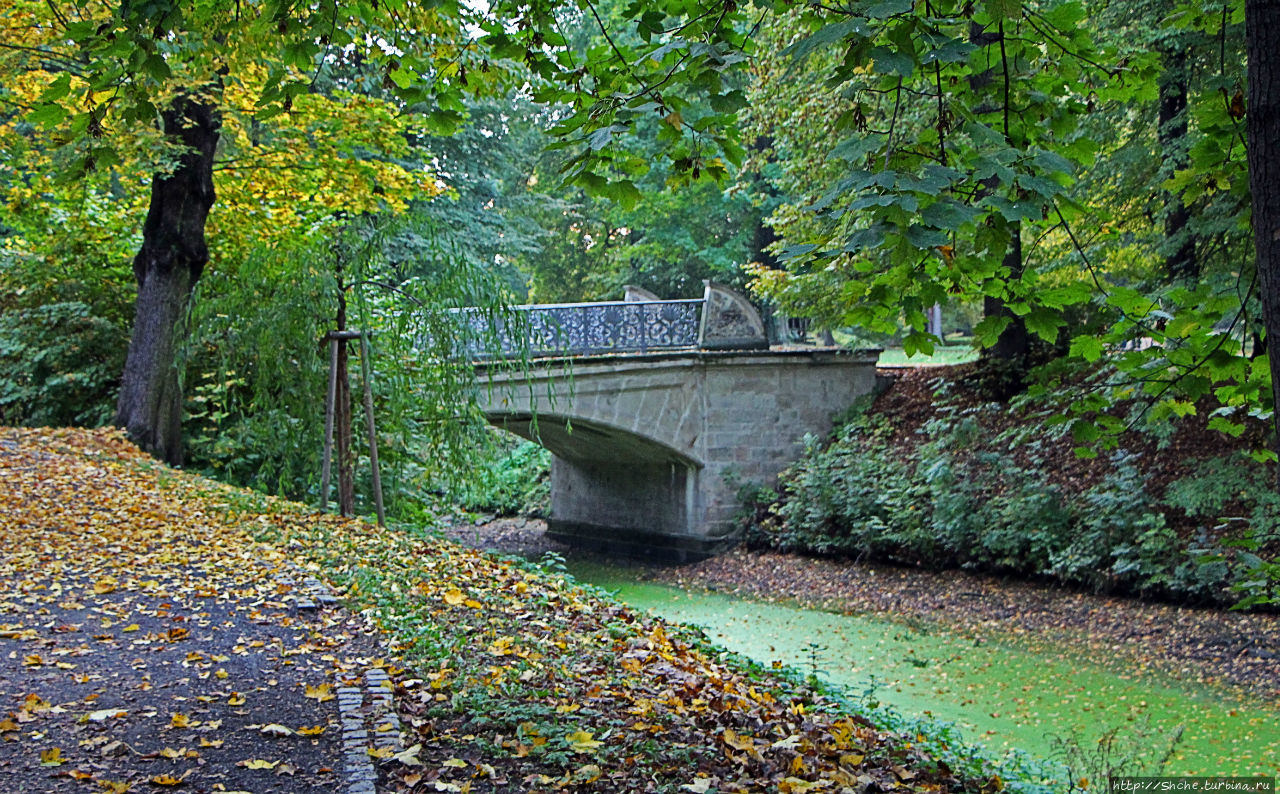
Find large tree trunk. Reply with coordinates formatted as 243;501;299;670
1158;44;1196;282
983;224;1029;360
114;98;219;464
1247;0;1280;472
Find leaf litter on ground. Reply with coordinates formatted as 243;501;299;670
2;428;995;792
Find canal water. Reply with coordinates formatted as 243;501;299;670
566;560;1280;778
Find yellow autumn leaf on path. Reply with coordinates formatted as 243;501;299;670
303;683;334;702
367;747;394;758
566;730;603;753
297;725;326;736
442;588;464;606
240;759;278;769
40;747;64;766
93;577;117;594
150;773;185;786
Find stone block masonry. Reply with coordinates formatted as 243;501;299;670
478;348;880;560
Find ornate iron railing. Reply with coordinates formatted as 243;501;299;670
460;299;704;357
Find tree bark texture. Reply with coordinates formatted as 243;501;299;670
335;338;356;516
983;224;1029;362
1246;0;1280;467
1158;45;1196;282
114;98;219;465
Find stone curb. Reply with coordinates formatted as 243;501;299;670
274;564;404;794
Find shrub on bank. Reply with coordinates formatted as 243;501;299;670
744;400;1265;605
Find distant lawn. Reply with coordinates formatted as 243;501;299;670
877;345;978;366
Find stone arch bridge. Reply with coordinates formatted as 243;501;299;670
472;284;881;559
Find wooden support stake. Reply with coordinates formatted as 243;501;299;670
358;334;386;527
319;337;339;510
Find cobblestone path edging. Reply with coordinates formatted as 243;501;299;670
276;568;405;794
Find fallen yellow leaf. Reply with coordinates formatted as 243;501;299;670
303;683;333;702
565;730;603;754
240;759;278;770
442;588;464;606
40;747;64;766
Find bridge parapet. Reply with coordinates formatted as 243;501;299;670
461;282;769;359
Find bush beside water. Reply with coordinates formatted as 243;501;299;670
742;397;1276;605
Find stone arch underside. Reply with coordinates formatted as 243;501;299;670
484;412;705;558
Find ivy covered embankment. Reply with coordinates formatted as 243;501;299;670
741;365;1279;608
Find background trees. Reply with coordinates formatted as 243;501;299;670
1;0;1279;506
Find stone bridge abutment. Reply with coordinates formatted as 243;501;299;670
478;349;880;559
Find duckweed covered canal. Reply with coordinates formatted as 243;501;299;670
567;560;1280;778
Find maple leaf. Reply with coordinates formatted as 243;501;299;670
259;723;293;737
297;725;326;736
93;577;118;595
442;588;465;606
40;747;65;766
391;743;422;765
149;773;186;786
303;683;333;702
198;738;224;748
169;713;193;728
565;730;604;754
239;759;278;769
368;747;395;759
